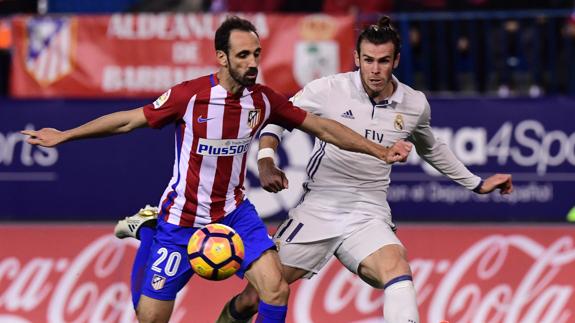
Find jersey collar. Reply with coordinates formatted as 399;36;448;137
353;71;405;108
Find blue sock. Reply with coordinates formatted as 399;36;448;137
130;226;155;309
255;301;287;323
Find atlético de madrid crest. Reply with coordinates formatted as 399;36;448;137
247;110;260;129
24;16;76;86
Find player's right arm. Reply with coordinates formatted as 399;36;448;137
21;107;148;147
257;132;287;193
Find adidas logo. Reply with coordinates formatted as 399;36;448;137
128;224;137;232
341;110;355;119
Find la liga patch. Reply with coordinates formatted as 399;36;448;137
153;89;171;109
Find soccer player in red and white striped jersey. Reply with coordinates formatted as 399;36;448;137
22;16;411;323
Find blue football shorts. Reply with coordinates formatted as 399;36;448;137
141;199;275;301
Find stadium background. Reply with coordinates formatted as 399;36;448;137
0;1;574;322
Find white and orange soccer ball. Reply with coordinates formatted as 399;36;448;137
187;223;244;281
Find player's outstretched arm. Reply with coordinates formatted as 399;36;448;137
476;174;514;195
21;107;148;147
297;113;412;163
257;134;288;193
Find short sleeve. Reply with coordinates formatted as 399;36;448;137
290;77;327;116
143;81;195;129
262;86;307;131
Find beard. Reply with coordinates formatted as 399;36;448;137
229;65;258;87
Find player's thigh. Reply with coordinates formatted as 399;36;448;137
140;232;193;302
335;219;405;287
136;295;174;323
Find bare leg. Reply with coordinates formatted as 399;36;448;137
358;244;419;323
217;257;308;323
136;295;175;323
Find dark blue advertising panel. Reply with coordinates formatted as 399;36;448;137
262;97;575;223
386;97;575;222
0;99;173;221
1;97;574;222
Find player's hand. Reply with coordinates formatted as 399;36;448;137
21;128;66;147
384;140;412;164
478;173;513;195
257;157;288;193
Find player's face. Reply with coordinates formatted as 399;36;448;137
226;30;261;87
355;40;399;99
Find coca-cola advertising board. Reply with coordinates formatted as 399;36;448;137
10;13;354;98
1;224;574;322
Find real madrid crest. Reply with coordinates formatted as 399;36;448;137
247;110;260;129
394;114;404;131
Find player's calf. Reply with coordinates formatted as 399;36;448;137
216;294;257;323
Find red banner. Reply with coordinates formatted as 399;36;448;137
1;225;574;322
9;14;355;98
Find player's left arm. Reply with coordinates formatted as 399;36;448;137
475;174;514;195
410;98;512;195
257;133;288;193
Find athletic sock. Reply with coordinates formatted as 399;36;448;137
255;301;287;323
130;226;155;309
383;275;419;323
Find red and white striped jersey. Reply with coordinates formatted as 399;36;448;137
143;74;307;227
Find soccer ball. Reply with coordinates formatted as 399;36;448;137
187;223;245;281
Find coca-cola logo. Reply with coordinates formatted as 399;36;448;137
0;235;190;323
2;228;574;323
293;234;575;323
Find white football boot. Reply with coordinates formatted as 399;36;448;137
114;205;158;239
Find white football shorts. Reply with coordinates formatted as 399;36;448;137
274;204;402;279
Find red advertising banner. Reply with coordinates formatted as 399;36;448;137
9;14;355;98
1;225;574;322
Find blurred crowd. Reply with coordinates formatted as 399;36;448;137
0;0;574;97
0;0;573;16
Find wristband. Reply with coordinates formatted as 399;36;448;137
257;148;275;161
472;180;484;193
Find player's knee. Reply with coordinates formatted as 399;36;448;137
135;296;172;323
137;310;170;323
383;253;411;277
360;245;412;287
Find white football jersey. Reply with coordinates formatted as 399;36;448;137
261;71;481;217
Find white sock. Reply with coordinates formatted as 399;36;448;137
384;280;420;323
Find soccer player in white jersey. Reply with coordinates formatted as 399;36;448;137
217;16;513;323
21;16;412;323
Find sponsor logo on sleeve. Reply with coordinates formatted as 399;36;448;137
153;89;171;109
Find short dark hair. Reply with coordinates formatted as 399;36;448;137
214;16;259;55
356;16;401;58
